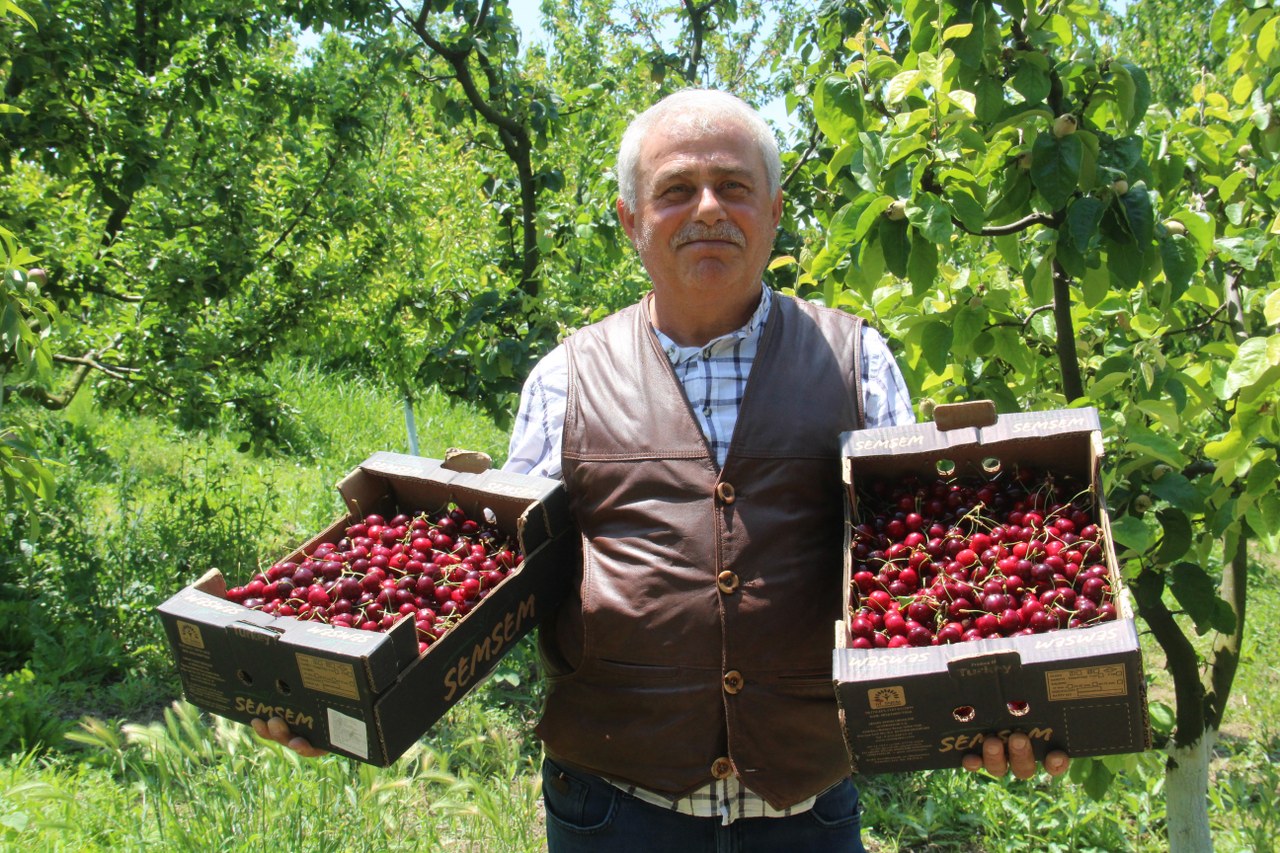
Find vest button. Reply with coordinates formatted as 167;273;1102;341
715;482;736;504
710;756;734;779
723;670;744;694
716;570;740;594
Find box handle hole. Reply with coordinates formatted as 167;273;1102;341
275;679;292;695
1007;701;1030;717
236;670;254;686
982;456;1002;475
952;705;976;723
936;459;956;477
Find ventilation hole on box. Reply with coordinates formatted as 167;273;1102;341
952;705;976;723
936;459;956;477
982;457;1003;475
1007;700;1031;717
275;679;292;695
236;670;254;686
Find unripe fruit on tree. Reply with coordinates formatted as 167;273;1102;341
885;199;908;221
1112;179;1129;195
1017;152;1032;170
1052;113;1077;138
918;398;937;420
1152;463;1174;480
1164;219;1187;236
27;268;47;286
1133;494;1154;514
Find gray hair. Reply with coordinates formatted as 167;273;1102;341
616;89;782;212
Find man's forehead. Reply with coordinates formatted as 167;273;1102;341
641;121;762;177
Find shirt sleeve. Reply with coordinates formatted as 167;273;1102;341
503;343;568;480
859;325;915;427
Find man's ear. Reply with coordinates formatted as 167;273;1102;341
617;197;638;245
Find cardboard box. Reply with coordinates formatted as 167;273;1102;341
156;451;576;765
832;402;1151;774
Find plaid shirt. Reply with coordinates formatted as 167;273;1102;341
504;286;914;822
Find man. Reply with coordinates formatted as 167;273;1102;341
255;88;1068;850
502;89;1067;852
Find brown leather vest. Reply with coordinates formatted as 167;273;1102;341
536;292;865;810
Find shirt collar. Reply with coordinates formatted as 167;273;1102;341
653;285;772;365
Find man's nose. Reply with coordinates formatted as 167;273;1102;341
693;184;727;223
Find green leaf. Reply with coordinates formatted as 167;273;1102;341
1066;196;1105;251
921;319;953;374
1105;238;1142;289
986;169;1032;221
1116;62;1152;132
947;188;986;234
1170;562;1237;636
1031;132;1082;209
952;304;985;352
1125;427;1190;468
1246;458;1280;498
1118;184;1155;248
1150;472;1205;514
1148;701;1175;737
1082;759;1114;800
1081;262;1110;308
1110;515;1152;554
1158;234;1201;299
814;75;864;143
1025;254;1053;305
909;196;954;244
880;218;910;278
907;234;939;295
887;70;924;104
1154;507;1193;563
1225;336;1280;398
1011;62;1050;104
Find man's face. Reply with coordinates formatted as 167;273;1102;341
618;118;782;302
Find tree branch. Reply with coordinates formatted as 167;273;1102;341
953;211;1056;236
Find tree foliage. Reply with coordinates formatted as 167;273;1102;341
790;0;1277;847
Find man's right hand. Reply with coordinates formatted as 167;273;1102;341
250;716;329;758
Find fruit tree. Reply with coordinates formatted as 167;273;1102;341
788;1;1279;849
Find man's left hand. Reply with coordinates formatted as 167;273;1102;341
961;732;1069;779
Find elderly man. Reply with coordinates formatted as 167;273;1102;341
257;88;1068;851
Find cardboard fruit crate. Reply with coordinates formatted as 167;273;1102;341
832;402;1151;774
156;451;575;765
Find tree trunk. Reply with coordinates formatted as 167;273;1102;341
1166;731;1217;852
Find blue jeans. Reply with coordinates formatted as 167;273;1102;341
542;757;866;853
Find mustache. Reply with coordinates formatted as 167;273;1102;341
671;222;746;248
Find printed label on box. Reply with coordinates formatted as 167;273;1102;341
868;685;907;709
1045;664;1129;701
176;620;205;649
296;653;361;701
326;707;369;759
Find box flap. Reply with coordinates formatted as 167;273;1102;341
933;400;997;431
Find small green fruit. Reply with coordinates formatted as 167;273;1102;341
1053;113;1077;138
885;199;908;221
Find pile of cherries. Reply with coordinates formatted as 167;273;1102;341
848;465;1117;649
225;505;522;654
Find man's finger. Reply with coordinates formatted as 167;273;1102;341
1007;732;1036;779
982;735;1009;777
1044;749;1070;777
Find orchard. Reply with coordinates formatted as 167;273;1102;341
1;1;1278;851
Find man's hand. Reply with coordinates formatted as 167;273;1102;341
250;716;329;758
961;732;1069;779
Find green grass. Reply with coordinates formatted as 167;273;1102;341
2;359;1278;851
